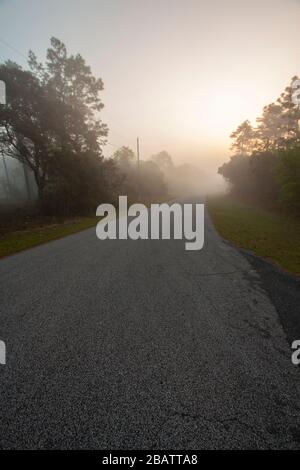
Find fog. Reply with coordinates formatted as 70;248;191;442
1;0;299;182
0;150;224;210
0;156;36;204
0;0;298;211
149;156;226;199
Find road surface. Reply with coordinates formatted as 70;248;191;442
0;199;300;449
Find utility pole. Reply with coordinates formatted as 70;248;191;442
137;137;141;201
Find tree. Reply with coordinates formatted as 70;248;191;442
112;146;137;199
113;146;135;169
250;151;280;204
219;75;300;211
218;154;254;198
276;76;300;148
0;62;59;202
277;147;300;213
28;37;108;156
139;160;167;200
230;120;255;156
112;146;168;202
43;150;119;215
255;103;284;152
0;38;110;212
151;151;174;171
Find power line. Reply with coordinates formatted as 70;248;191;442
103;109;138;149
0;36;28;61
106;141;120;149
0;35;146;156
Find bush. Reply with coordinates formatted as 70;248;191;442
278;147;300;213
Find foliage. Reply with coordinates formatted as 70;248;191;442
218;76;300;214
0;38;119;215
112;146;168;202
277;147;300;213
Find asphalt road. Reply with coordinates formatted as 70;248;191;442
0;200;300;449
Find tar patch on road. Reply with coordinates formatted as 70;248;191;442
238;248;300;345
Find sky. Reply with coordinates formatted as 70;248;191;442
0;0;300;174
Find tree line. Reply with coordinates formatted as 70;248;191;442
0;38;174;216
218;76;300;214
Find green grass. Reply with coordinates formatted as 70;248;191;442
0;217;98;259
208;196;300;276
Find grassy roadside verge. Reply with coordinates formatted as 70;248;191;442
0;196;170;260
208;195;300;276
0;217;98;259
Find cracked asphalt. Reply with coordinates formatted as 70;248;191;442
0;199;300;449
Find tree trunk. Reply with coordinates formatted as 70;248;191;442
37;183;45;207
34;170;46;212
23;163;32;202
2;155;12;198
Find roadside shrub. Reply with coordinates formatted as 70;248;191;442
277;147;300;214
